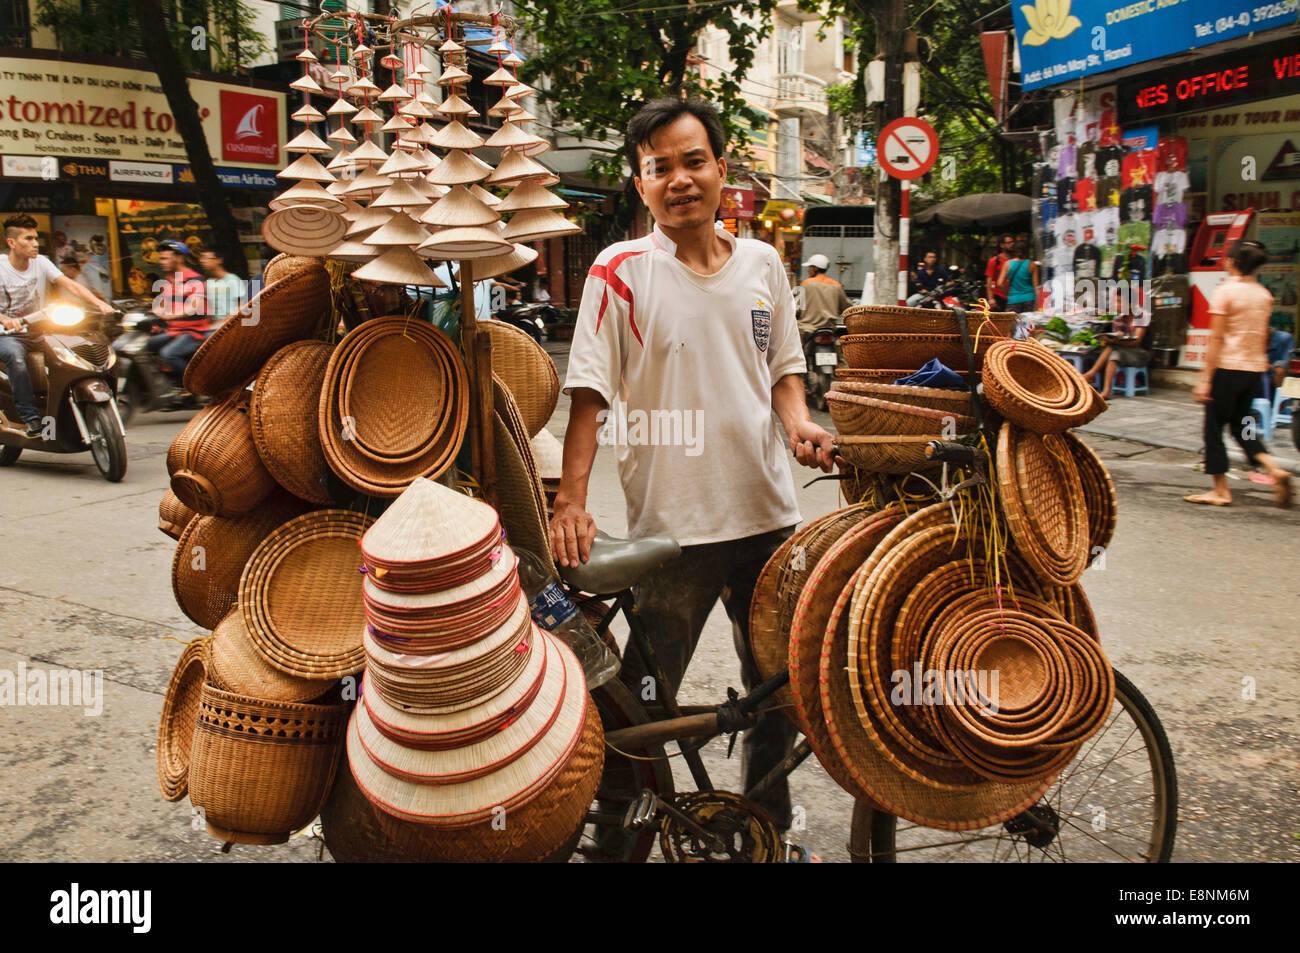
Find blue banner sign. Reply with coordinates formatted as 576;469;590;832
214;167;279;189
1014;0;1300;91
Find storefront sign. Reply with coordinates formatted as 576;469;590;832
1014;0;1299;91
215;167;279;189
720;185;755;219
110;160;173;184
1118;39;1300;122
59;158;109;181
0;55;286;169
1;154;50;178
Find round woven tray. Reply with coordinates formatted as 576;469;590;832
207;609;337;703
159;489;197;540
251;340;335;505
238;510;373;679
184;259;332;398
1061;430;1116;553
493;377;556;576
263;253;322;285
340;327;451;463
156;637;207;802
842;305;1016;338
996;423;1089;586
829;381;973;415
841;333;996;372
828;392;976;437
168;388;278;517
981;340;1104;434
483;320;560;437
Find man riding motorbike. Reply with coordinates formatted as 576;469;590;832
797;253;850;342
1;213;114;436
146;240;207;392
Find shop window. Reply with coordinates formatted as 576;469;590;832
0;0;31;47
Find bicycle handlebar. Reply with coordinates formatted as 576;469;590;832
925;440;975;465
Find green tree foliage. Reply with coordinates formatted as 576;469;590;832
514;0;781;184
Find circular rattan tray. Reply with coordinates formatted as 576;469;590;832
156;637;208;802
207;609;337;703
1061;430;1116;553
251;340;335;505
828;392;976;437
483;320;559;437
996;423;1089;586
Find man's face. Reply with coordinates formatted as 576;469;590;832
158;249;181;274
6;227;39;259
924;252;937;267
1000;237;1014;255
634;114;725;232
199;252;221;276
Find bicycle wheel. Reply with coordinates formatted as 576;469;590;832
856;669;1177;862
572;678;676;863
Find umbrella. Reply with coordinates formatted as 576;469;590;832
914;193;1031;227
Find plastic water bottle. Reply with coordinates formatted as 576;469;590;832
514;549;619;689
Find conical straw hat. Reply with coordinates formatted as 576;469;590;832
530;428;563;481
327;125;358;144
438;38;465;54
380;115;411;134
483;121;539;151
278;154;336;183
436;64;472;87
420;185;500;228
398;99;435;119
352;105;386;125
349;140;390;165
497;180;567;213
328;237;379;263
471;242;538;281
470;184;502;208
413;178;445;200
326;178;351;196
286;128;332;154
412;62;433;77
353;246;446;287
296;48;318;63
503;51;525;67
269;181;343;211
488;96;524;119
345;205;394;236
342;168;394;196
436;94;475;117
520;138;551;158
407;123;438;145
290;74;324;94
419;227;513;260
347;76;381;97
504;82;535;99
379;83;411;102
380;53;403;69
485;67;516;87
262;207;348;255
372;178;432;210
365;211;431;246
503;209;581;243
487;150;551;185
360;477;501;568
326;150;355;173
427;149;489;186
431;121;485;150
351;43;373;61
292;103;326;123
377;150;429;179
328;98;358;116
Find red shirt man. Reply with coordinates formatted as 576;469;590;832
985;234;1015;308
152;240;208;340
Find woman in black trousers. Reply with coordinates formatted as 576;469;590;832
1185;240;1292;507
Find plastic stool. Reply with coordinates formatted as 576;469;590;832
1272;388;1293;437
1113;365;1149;397
1250;398;1273;439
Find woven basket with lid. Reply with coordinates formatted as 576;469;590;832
842;304;1016;338
168;388;278;517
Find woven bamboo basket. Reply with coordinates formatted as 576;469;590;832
159;489;198;540
187;684;347;844
842;305;1016;338
263;253;323;285
168;389;278;517
841;333;996;372
483;320;560;438
1062;430;1117;552
156;637;207;802
251;340;335;505
171;490;313;630
829;381;973;414
834;434;952;474
982;340;1104;434
828;391;976;437
321;700;603;863
996;424;1090;586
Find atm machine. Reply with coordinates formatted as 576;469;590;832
1184;209;1255;368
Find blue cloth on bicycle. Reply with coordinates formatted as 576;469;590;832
894;358;966;389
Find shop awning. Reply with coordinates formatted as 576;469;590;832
914;192;1031;227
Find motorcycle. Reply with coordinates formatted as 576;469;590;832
0;304;128;482
908;266;984;311
109;300;206;425
493;301;557;342
803;325;845;412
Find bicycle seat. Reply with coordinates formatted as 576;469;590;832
559;531;681;595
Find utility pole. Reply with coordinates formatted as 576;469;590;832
858;0;908;305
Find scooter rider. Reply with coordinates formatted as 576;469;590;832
1;213;114;436
146;240;207;391
797;253;850;343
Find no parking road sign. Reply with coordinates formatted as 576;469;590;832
877;118;938;180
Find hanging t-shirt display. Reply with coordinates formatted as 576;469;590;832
1099;108;1122;147
1058;137;1078;179
1053;91;1078;133
1074;210;1095;246
1117;220;1152;254
1154;170;1190;207
1077;142;1098;180
1094;207;1121;252
1157;136;1187;172
1078;90;1103;144
1098;145;1126;179
1032;164;1056;200
1152;202;1188;231
1074;178;1097;212
1098;177;1122;208
1122;149;1157;189
1040;199;1059;227
1057;177;1078;212
1074;243;1102;279
1151;229;1188;275
1053;214;1077;271
1122;185;1153;223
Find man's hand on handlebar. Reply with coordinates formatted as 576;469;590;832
1;316;24;332
789;418;836;472
549;498;598;569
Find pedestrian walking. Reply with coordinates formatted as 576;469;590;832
984;233;1014;309
1184;239;1292;507
996;240;1038;314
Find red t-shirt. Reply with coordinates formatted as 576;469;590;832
156;267;209;339
985;253;1010;300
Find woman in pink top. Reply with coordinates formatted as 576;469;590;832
1185;240;1292;507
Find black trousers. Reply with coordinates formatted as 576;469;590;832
1204;368;1269;476
622;525;799;829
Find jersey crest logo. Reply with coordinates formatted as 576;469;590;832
751;299;771;352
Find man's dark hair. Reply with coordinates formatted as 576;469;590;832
4;213;38;237
1227;239;1269;276
999;233;1015;244
625;97;726;176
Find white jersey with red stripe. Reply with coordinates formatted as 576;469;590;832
564;222;805;546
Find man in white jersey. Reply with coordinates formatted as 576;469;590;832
552;97;834;828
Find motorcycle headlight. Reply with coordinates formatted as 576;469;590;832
47;338;96;372
50;305;84;327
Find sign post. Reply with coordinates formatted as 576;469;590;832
877;117;938;305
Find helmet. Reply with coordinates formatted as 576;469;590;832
157;239;192;257
802;253;830;271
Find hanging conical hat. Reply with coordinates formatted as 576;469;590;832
397;99;435;119
504;82;535;99
290;74;324;94
436;94;475;117
328;98;358;116
438;38;465;54
353;246;446;287
378;148;428;177
352;105;386;125
419;185;500;228
326;150;355;173
431;121;485;150
379;83;411;102
380;52;403;69
262;206;348;256
365;211;431;246
371;178;432;210
412;62;433;77
427;149;489;186
503;209;582;243
503;50;525;67
296;48;318;63
347;76;381;97
326;178;351;196
511;106;538;124
361;478;500;568
342;168;394;195
328;67;352;84
520;137;551;158
487;150;551;185
471;243;539;282
380;115;411;134
484;121;536;151
269;181;343;211
415;89;438;107
470;184;502;209
338;197;364;219
278;154;336;183
351;43;373;60
485;66;516;87
419;227;513;260
407;124;438;146
436;64;472;87
286;128;332;155
328;124;358;144
349;140;390;165
498;179;567;212
346;205;395;237
488;96;524;119
328;237;379;263
292;103;326;123
413;178;444;200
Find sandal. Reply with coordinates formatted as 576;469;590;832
1183;494;1232;506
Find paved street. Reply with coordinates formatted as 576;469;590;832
0;350;1297;863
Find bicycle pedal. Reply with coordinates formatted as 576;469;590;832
622;789;660;831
